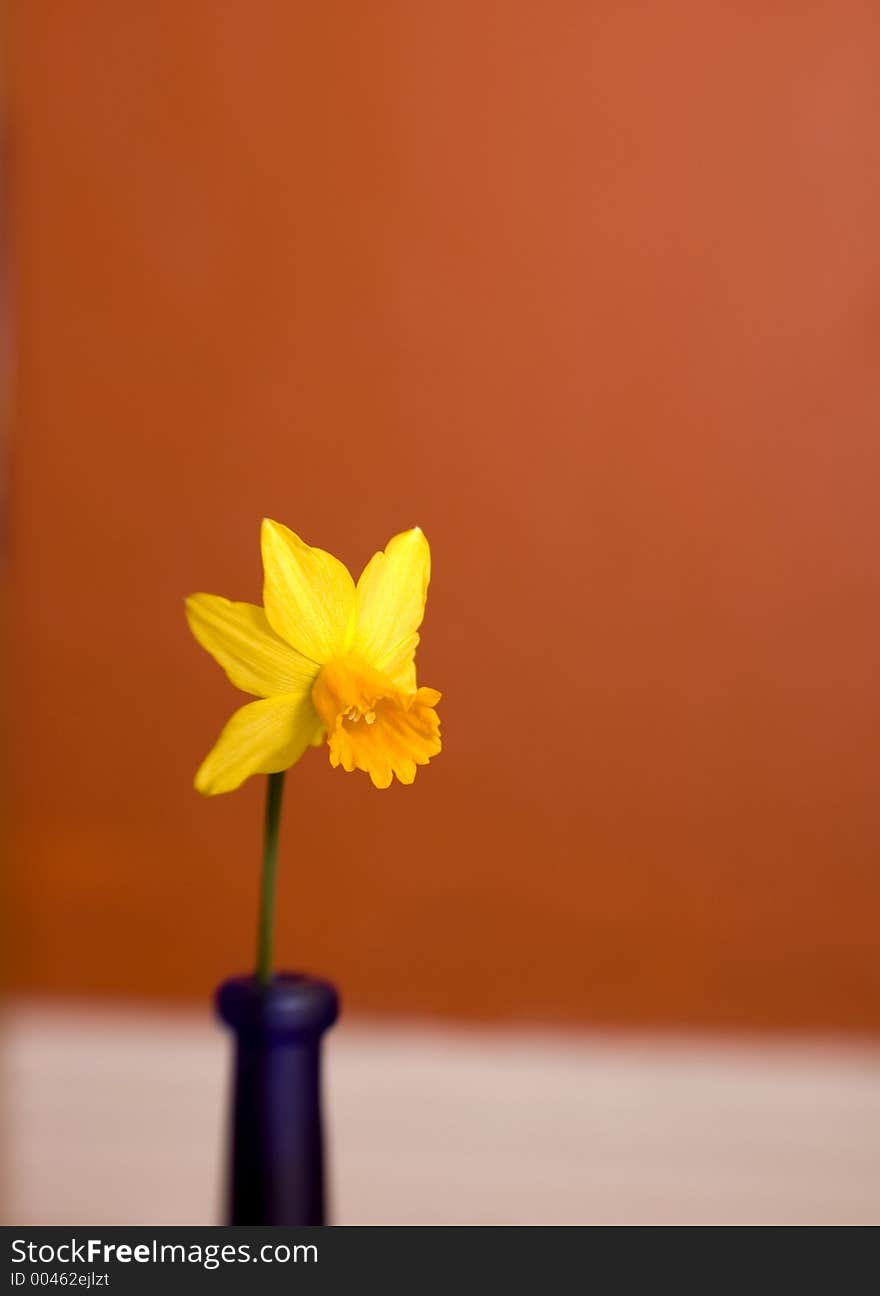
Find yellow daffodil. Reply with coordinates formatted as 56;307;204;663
186;521;442;794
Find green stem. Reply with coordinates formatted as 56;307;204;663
256;770;286;986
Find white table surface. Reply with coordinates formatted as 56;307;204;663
3;1000;879;1225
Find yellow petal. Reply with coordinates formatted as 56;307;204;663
186;594;319;698
261;519;356;663
381;632;420;691
353;527;431;674
195;694;322;795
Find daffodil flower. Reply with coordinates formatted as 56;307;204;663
186;520;442;794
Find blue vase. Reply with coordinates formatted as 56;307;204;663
216;973;339;1225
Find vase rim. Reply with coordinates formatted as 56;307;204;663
216;973;339;1039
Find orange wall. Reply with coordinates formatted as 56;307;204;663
8;2;880;1029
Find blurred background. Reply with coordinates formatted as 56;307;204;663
3;1;880;1224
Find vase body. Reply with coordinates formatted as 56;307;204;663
217;973;339;1225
